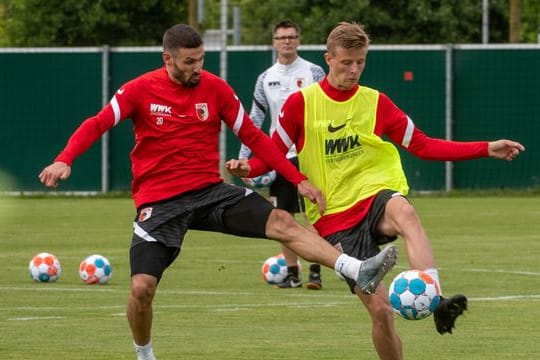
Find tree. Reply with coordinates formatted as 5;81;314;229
202;0;537;45
1;0;538;46
521;0;540;42
1;0;188;46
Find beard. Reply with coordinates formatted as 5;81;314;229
173;68;200;88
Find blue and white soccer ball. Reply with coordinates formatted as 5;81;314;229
388;270;441;320
79;254;112;285
261;253;301;285
242;171;276;188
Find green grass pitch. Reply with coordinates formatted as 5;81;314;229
1;196;539;359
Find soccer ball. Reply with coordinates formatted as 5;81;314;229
242;171;276;188
388;270;441;320
261;253;301;285
79;254;112;285
29;252;61;282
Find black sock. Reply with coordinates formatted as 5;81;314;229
288;265;299;278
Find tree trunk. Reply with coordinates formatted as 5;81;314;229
509;0;521;43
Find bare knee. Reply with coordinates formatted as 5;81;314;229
371;303;395;330
359;289;395;328
379;196;421;235
130;274;158;307
265;208;301;241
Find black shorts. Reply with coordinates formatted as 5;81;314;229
326;190;403;293
269;157;304;213
130;182;275;280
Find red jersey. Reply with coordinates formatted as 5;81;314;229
55;67;306;208
249;77;489;237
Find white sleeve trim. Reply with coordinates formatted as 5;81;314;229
110;96;121;126
275;120;294;149
401;116;415;148
232;103;245;136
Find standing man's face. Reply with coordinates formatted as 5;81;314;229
164;46;204;87
272;27;300;58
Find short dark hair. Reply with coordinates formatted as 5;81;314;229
273;20;300;36
163;24;203;53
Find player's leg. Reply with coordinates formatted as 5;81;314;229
375;193;436;270
128;273;157;359
128;199;187;360
268;209;397;293
375;191;467;334
270;164;303;288
277;244;303;288
328;209;402;359
128;241;180;360
271;158;322;289
357;284;402;360
219;189;396;292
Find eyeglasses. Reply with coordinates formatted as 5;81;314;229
273;35;299;41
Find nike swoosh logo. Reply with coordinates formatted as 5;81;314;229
117;88;125;95
328;123;346;132
279;110;284;118
290;280;302;287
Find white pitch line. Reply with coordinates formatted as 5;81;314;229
7;316;65;321
468;268;540;276
1;286;117;293
4;295;540;321
0;286;352;298
470;295;540;301
4;295;540;315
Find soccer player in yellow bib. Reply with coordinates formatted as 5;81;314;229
226;22;525;360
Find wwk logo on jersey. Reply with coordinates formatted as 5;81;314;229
150;103;172;115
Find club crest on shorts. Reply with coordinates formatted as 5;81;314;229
138;207;153;222
195;103;209;121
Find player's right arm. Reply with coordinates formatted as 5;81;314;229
39;82;137;187
246;91;305;176
238;72;269;159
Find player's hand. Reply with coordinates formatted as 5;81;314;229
225;159;250;177
488;140;525;161
38;162;71;188
297;180;326;215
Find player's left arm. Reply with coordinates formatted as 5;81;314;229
376;93;525;161
487;140;525;161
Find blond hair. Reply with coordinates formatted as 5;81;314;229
326;22;370;54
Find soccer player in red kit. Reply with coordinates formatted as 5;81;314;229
227;22;524;360
39;24;399;360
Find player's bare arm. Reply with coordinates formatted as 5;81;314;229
38;161;71;188
488;140;525;161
